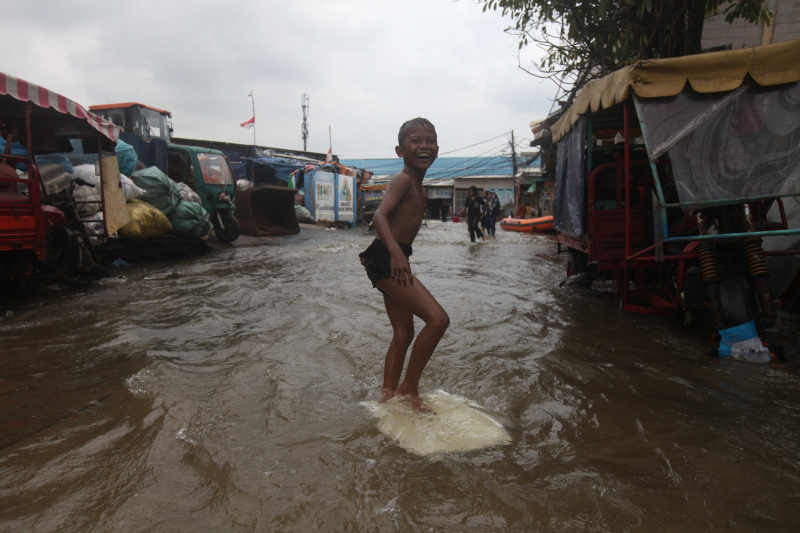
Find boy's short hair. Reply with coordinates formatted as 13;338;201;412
469;185;478;193
398;118;436;145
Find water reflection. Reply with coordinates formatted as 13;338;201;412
0;221;798;532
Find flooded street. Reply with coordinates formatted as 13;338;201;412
1;221;799;532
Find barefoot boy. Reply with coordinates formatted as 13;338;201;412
359;118;450;412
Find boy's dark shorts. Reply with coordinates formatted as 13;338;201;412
359;239;413;292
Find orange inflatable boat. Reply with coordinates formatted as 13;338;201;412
499;215;554;233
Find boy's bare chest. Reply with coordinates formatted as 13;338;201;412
404;188;426;214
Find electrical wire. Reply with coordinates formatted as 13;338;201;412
438;132;510;156
428;143;509;178
345;131;527;179
343;131;512;160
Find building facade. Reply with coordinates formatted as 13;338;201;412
702;0;800;50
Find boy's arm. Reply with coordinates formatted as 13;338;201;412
371;174;414;286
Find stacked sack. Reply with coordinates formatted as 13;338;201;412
68;163;148;245
71;164;147;215
124;166;211;239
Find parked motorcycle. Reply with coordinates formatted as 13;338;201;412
208;189;239;243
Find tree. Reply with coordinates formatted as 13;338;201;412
479;0;773;103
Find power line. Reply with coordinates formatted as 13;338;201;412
429;143;509;178
341;136;512;173
340;131;512;159
432;144;513;179
438;132;510;156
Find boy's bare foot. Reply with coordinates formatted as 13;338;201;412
379;388;395;402
395;393;435;414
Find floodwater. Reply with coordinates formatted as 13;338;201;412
1;220;798;532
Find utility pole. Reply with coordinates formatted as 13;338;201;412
301;93;310;151
510;130;520;212
510;130;518;176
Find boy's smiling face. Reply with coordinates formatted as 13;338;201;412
396;125;439;173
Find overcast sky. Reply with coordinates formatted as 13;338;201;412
6;0;558;159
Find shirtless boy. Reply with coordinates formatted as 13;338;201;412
359;118;450;412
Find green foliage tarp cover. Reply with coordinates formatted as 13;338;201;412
294;204;314;223
130;166;182;216
168;200;212;238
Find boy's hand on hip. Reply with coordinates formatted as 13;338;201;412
391;258;414;287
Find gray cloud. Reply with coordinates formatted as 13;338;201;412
5;0;556;157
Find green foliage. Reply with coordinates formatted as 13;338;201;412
478;0;772;102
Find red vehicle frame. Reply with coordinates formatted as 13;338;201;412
0;72;120;286
551;41;800;339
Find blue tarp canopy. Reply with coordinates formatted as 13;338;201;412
243;156;307;187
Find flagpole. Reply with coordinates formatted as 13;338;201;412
324;125;333;164
248;91;256;146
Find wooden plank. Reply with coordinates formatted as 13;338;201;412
101;154;129;235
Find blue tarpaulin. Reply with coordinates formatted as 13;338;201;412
243;156;307;187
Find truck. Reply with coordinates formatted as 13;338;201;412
89;102;172;171
550;40;800;360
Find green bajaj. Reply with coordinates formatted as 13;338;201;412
167;145;240;243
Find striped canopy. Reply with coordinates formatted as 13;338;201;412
0;72;120;142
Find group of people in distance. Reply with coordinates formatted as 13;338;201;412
458;186;500;243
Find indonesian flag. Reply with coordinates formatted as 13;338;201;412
240;116;255;129
324;147;333;164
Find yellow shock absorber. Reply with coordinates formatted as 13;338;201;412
743;235;776;327
697;243;721;283
697;242;724;329
743;236;769;277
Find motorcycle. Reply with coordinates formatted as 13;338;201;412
209;189;240;243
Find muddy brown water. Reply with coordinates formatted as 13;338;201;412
1;221;798;532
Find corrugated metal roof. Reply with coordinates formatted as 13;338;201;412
340;156;521;179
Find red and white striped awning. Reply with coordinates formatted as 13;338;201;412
0;72;121;142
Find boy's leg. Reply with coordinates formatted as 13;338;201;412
380;293;414;401
376;277;449;405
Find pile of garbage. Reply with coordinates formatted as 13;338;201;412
36;139;212;244
122;166;211;239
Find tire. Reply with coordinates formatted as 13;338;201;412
718;277;753;328
213;212;240;243
567;248;588;277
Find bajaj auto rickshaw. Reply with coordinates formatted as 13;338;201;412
551;39;800;361
167;145;240;243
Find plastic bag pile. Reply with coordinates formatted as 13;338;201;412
125;166;211;239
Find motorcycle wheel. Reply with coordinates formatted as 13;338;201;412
214;212;240;243
718;277;754;328
567;248;588;277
